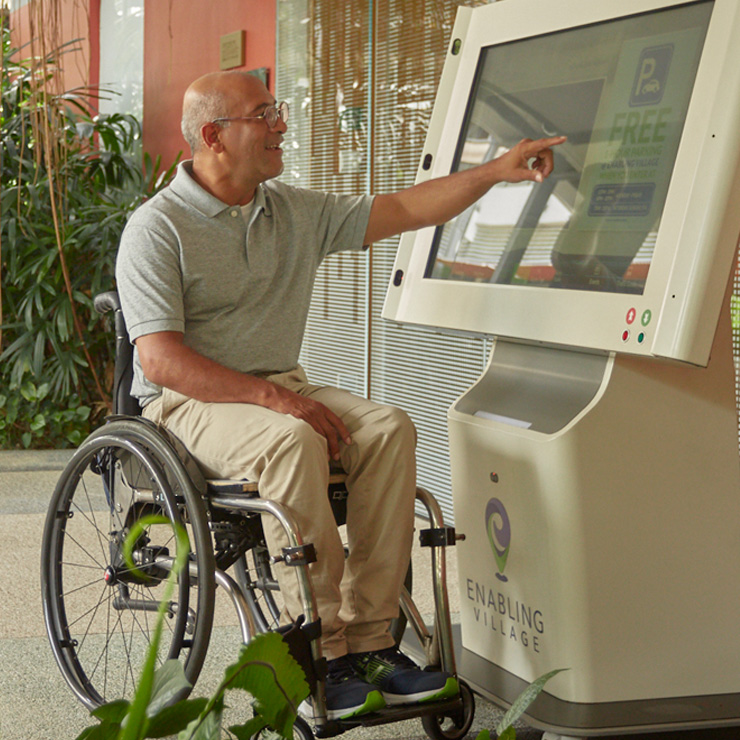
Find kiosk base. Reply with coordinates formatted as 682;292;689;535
461;647;740;737
449;285;740;735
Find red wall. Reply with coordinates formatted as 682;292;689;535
10;0;276;173
143;1;277;170
10;0;95;98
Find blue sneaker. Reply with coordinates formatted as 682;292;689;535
348;647;459;706
300;655;385;721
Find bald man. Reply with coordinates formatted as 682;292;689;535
116;70;564;721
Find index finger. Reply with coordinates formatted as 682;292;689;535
528;135;567;152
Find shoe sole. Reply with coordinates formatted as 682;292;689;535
382;677;460;706
299;690;386;722
333;689;386;720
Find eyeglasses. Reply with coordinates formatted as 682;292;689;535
212;101;289;130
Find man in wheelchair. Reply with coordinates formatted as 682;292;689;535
115;70;563;721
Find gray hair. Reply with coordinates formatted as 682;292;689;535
181;88;230;154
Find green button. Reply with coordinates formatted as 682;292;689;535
641;309;652;327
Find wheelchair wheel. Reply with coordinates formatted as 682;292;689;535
41;420;216;710
292;716;314;740
250;715;313;740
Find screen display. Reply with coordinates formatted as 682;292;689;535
425;1;713;295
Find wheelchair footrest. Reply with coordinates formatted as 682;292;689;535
312;694;464;737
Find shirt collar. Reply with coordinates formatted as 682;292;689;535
254;182;271;217
170;160;271;219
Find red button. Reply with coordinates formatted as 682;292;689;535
622;330;630;342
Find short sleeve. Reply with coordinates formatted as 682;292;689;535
115;220;185;343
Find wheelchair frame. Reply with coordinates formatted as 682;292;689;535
40;291;475;740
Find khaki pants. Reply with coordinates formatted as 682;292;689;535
143;367;417;659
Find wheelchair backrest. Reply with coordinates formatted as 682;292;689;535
94;291;142;417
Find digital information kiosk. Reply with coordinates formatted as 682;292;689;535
383;0;740;737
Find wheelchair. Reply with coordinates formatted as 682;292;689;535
40;291;476;740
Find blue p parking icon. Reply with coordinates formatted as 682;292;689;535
631;44;673;106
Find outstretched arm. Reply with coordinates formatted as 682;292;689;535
364;135;566;244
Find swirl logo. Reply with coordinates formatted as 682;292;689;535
485;498;511;582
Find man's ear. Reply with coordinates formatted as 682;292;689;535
201;122;224;152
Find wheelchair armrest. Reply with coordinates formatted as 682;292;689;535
94;291;121;316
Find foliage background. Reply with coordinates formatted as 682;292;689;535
1;20;172;449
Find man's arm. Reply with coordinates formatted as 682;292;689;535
136;331;351;460
364;135;566;244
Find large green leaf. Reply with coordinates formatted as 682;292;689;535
229;715;270;740
214;632;309;740
90;699;130;725
178;696;225;740
147;660;193;717
494;668;568;736
146;698;209;738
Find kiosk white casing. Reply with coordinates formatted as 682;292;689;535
383;0;740;734
383;0;740;367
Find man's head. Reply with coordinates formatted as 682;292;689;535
182;71;278;153
181;74;231;154
181;71;288;200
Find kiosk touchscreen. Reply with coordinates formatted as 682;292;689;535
384;0;740;736
384;0;740;367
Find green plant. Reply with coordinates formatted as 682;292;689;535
75;515;310;740
731;294;740;333
80;632;310;740
477;668;567;740
1;23;178;449
0;380;90;448
69;522;562;740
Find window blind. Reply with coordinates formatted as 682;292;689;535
278;0;371;397
368;0;489;523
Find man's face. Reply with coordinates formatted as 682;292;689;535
219;78;287;184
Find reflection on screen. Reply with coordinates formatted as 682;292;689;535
425;1;713;294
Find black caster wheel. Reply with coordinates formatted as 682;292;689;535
291;716;314;740
421;680;476;740
251;716;313;740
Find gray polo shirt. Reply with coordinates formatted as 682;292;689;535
116;161;374;405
